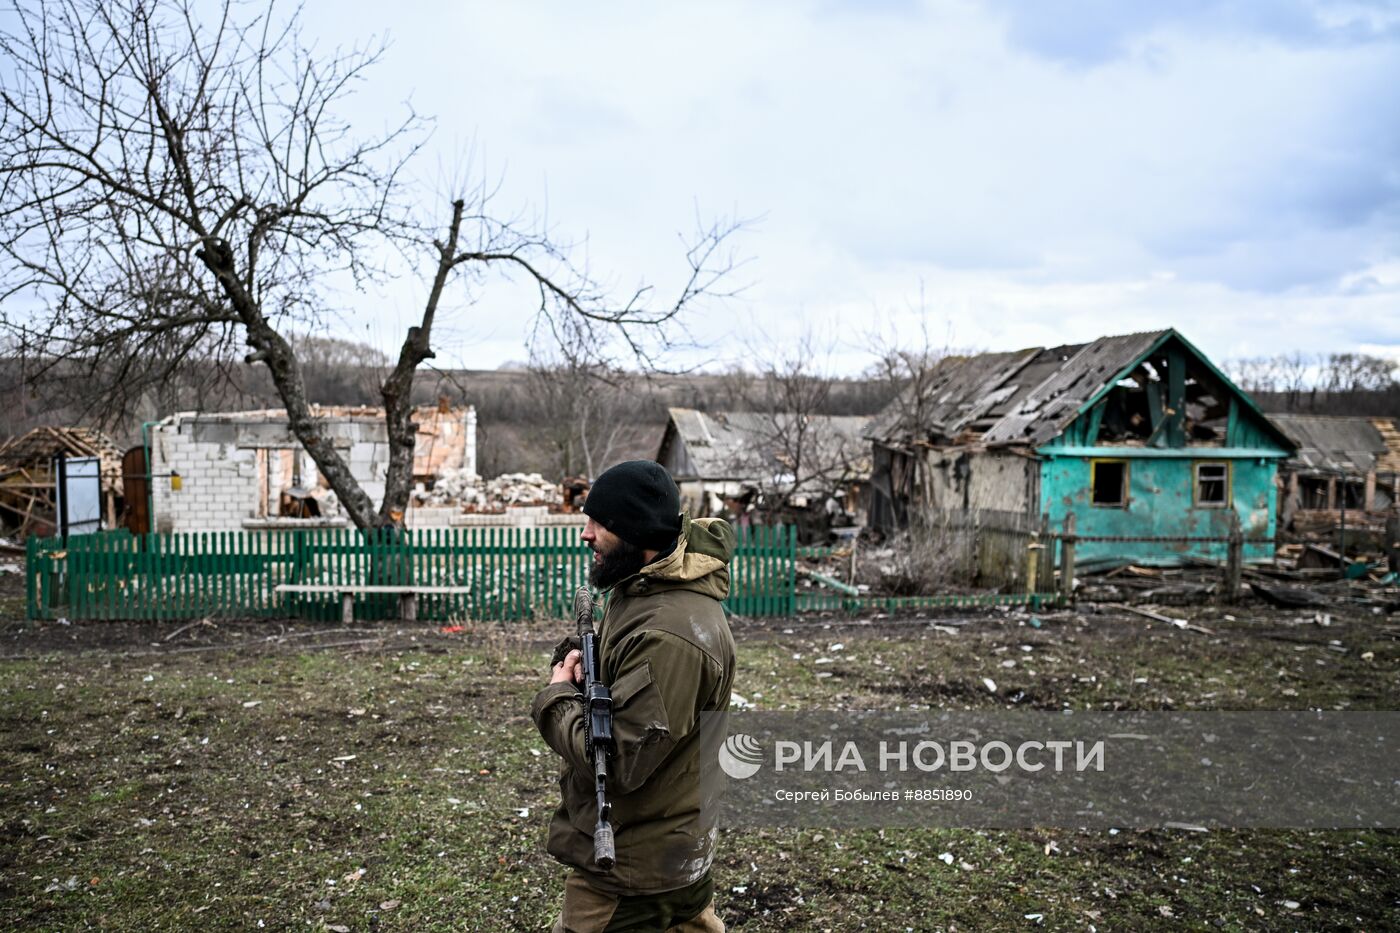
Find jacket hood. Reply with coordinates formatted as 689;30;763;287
621;514;734;600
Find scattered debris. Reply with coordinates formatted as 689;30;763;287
1249;581;1330;610
419;470;563;511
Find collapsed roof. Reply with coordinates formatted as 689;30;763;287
1269;414;1400;477
0;425;124;491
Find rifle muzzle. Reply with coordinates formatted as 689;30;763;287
593;820;616;871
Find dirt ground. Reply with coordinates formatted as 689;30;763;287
1;598;1397;931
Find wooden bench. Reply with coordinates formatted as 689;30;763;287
274;584;473;623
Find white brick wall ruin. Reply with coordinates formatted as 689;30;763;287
148;408;477;533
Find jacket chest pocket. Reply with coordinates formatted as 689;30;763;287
610;659;657;713
607;658;676;797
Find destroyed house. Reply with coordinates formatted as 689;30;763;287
656;407;872;525
1268;414;1400;538
0;426;125;537
867;329;1295;565
144;405;477;533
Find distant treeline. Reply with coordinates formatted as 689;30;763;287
0;336;897;477
4;340;1395;478
1223;351;1400;417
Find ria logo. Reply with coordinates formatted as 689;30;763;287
718;733;764;779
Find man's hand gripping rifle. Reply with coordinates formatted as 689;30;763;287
573;586;616;870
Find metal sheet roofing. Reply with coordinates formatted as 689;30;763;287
981;331;1170;446
868;330;1173;448
663;408;872;485
1268;414;1400;476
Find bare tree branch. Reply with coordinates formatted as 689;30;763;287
1;0;745;531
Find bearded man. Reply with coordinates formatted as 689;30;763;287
532;460;735;932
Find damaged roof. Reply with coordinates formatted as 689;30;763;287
661;408;872;485
981;331;1170;447
869;329;1290;452
0;425;124;490
1269;414;1400;477
869;331;1170;447
865;347;1048;443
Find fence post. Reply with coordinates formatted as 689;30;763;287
25;534;37;620
787;524;798;616
1059;513;1076;604
1224;512;1243;604
1386;513;1400;575
1025;529;1041;595
1039;513;1051;589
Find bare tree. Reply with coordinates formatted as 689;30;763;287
291;335;389;407
1321;352;1399;393
728;329;866;524
1223;355;1282;393
863;302;954;442
1277;351;1313;400
526;359;640;481
0;0;740;530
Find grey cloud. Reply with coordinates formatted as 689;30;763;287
989;0;1400;67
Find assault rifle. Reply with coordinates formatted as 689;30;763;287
573;585;616;870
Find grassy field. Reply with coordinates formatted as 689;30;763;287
1;603;1397;931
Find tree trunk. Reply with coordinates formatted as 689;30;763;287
196;238;379;530
376;199;465;527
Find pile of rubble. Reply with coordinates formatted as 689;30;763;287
416;470;563;512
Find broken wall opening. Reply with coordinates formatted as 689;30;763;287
1093;348;1232;446
255;448;332;519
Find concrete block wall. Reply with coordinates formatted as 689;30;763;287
149;409;478;534
151;416;391;533
150;417;263;532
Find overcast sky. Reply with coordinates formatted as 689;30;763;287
124;1;1400;373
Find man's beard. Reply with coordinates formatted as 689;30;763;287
589;537;649;590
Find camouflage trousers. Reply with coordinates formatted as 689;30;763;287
551;871;724;933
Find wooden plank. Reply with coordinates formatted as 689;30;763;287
24;535;37;620
486;526;496;620
522;525;531;621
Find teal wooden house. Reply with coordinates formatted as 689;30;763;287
867;330;1296;566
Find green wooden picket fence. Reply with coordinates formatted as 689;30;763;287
25;524;799;622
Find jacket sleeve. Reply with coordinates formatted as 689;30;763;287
531;629;718;795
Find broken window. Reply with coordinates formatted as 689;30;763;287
1297;474;1370;511
1194;462;1230;507
1298;476;1329;509
1091;460;1128;507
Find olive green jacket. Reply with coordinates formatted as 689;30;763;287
531;515;736;895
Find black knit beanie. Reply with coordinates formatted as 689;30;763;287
583;460;682;550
